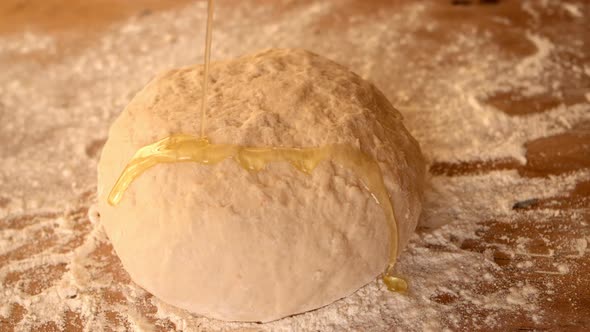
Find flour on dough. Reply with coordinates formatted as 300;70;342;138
97;49;425;322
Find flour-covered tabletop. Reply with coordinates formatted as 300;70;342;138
1;0;589;330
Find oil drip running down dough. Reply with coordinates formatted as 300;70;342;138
107;135;400;278
97;49;425;322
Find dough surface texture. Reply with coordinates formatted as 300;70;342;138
97;48;425;322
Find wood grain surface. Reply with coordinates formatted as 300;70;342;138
0;0;588;331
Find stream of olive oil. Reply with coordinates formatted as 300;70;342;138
107;0;407;293
199;0;214;139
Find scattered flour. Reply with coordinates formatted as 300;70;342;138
573;238;588;257
561;3;584;18
516;32;554;76
0;0;588;331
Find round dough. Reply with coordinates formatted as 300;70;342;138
97;49;425;322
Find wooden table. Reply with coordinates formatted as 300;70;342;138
0;1;588;331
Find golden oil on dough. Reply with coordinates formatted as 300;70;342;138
97;49;425;322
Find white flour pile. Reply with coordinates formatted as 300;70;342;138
0;0;588;331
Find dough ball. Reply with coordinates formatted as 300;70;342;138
97;49;425;322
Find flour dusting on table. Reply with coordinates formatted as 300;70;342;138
0;0;588;331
